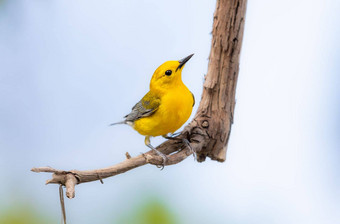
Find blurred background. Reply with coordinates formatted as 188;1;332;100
0;0;339;223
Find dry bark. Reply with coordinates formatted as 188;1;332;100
32;0;247;199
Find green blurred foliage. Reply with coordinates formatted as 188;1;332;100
0;204;53;224
116;198;180;224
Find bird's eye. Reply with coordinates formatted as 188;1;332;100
165;70;172;76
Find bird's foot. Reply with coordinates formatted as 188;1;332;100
153;149;168;170
145;137;168;170
163;135;196;160
181;138;196;160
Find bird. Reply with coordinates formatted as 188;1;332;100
110;54;195;168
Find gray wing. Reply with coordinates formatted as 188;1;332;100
124;92;161;123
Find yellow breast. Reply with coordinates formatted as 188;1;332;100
133;86;193;137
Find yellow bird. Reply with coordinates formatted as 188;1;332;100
111;54;195;167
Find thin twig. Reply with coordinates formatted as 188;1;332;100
59;185;66;224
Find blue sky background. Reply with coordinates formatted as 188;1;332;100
0;0;339;223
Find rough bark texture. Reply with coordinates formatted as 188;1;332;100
193;0;247;162
32;0;247;199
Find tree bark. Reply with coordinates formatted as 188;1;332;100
32;0;247;199
194;0;247;162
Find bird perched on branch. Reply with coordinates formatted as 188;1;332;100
111;54;195;168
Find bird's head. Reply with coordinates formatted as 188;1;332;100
150;54;194;91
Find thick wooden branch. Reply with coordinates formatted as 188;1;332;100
195;0;247;162
32;0;247;199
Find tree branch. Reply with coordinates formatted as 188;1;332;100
32;127;205;198
31;0;247;199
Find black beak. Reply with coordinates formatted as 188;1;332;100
176;54;194;71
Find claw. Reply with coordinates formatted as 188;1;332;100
153;149;168;170
181;138;196;160
145;136;168;169
163;135;196;160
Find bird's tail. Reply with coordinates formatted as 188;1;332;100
109;121;126;126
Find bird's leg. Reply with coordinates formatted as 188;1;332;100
162;134;196;160
145;136;167;169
